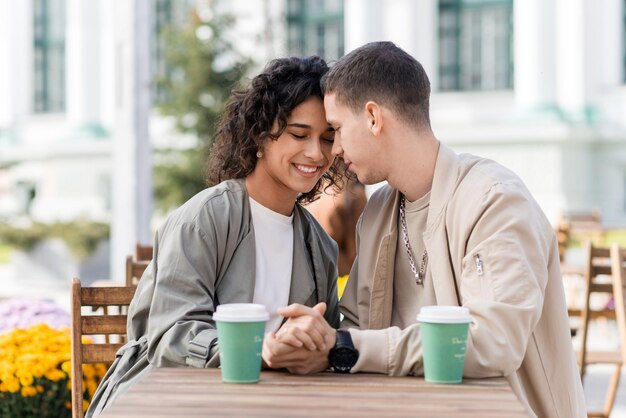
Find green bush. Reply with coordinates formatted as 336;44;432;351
0;221;109;260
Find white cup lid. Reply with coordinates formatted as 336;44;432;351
416;305;472;324
213;303;270;322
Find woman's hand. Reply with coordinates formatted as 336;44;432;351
274;303;336;351
262;331;333;374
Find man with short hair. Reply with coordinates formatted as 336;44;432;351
262;41;585;418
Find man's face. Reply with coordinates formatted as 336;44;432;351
324;93;385;185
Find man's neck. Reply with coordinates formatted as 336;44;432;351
386;134;440;202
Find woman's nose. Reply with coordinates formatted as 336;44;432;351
304;138;324;161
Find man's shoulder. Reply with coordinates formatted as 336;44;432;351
455;154;529;197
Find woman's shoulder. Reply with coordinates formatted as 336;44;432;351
162;179;248;230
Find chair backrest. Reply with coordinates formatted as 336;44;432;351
577;241;615;376
611;244;626;364
135;242;153;261
125;255;150;286
556;221;570;263
71;278;136;418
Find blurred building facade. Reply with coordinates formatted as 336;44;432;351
0;0;626;273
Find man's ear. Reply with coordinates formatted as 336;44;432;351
365;101;383;136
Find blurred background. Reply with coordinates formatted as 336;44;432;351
1;0;626;415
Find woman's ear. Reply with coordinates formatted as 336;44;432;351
365;101;383;136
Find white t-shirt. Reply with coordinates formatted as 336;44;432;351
249;197;294;333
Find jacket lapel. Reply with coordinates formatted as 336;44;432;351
368;191;400;329
288;207;317;307
423;143;463;306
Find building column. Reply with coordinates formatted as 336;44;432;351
554;0;623;122
344;0;383;53
66;0;104;135
513;0;558;117
110;0;153;282
0;0;33;126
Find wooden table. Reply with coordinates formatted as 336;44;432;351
101;368;529;418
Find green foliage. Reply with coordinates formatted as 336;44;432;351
0;244;12;264
0;221;109;260
154;5;253;211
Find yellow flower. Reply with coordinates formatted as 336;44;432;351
3;376;20;393
95;363;108;376
65;401;72;410
86;380;98;397
83;399;90;411
37;384;44;393
61;360;72;374
45;369;66;382
21;386;37;397
18;371;34;387
82;364;95;379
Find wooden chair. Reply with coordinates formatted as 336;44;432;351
135;242;153;261
577;242;616;376
71;278;136;418
574;243;623;418
125;255;150;286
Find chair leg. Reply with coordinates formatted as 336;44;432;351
586;364;622;418
601;365;621;418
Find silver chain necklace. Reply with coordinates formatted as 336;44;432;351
399;194;428;286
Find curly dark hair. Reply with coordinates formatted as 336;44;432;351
207;56;344;204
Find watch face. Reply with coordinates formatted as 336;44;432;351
330;347;358;373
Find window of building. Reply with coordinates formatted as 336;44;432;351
438;0;513;92
287;0;344;61
33;0;66;113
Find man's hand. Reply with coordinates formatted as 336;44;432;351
262;332;331;374
262;302;338;374
274;303;335;351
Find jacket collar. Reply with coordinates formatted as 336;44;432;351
424;142;461;238
367;143;463;327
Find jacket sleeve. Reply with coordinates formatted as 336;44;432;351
459;181;550;377
140;220;221;368
346;181;551;377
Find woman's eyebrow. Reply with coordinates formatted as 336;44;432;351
286;123;311;129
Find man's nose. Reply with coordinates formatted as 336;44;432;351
331;137;342;158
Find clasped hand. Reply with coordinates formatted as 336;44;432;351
262;302;336;374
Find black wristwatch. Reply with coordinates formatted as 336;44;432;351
328;329;359;373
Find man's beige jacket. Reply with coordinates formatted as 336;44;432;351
340;143;586;418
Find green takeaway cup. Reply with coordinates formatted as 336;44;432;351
417;306;473;384
213;303;270;384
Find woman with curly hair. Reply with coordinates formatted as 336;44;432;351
87;56;342;417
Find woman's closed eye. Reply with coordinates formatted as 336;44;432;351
290;132;307;139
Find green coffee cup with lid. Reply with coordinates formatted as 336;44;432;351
417;305;473;384
213;303;269;383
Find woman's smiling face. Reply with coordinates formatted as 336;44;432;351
254;96;335;199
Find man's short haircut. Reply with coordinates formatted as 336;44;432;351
321;41;431;130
